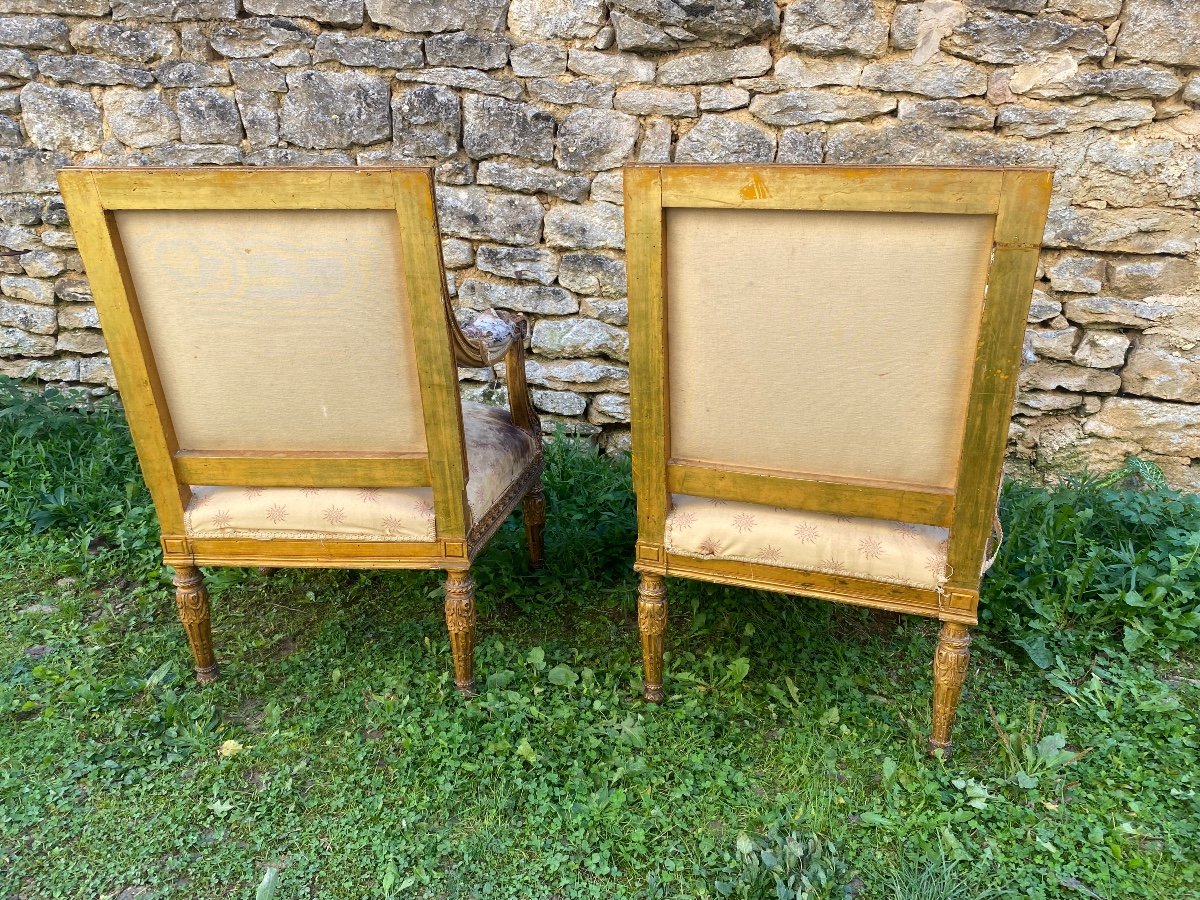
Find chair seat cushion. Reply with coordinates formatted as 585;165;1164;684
665;494;949;589
185;402;537;542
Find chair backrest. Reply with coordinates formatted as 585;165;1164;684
59;167;470;544
626;164;1052;598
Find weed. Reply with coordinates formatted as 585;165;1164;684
985;475;1200;664
988;705;1090;792
883;851;996;900
714;808;846;899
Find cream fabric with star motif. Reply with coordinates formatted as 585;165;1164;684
664;494;949;590
187;484;438;542
184;402;537;542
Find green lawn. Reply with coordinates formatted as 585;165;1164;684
1;381;1198;899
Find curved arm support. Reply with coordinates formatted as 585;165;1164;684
452;314;514;368
449;305;540;439
501;324;539;438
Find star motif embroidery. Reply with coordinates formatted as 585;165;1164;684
243;486;264;500
322;505;346;526
358;488;381;504
820;557;847;575
210;510;232;529
757;545;782;564
698;537;723;556
731;513;757;533
794;522;820;544
265;504;288;524
858;536;884;560
669;510;697;531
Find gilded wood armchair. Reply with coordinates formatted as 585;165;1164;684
58;167;545;694
625;164;1052;753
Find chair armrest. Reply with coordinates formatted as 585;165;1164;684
455;310;516;368
453;309;541;438
500;319;539;437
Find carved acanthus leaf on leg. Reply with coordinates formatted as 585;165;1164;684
444;569;477;696
523;481;546;570
173;565;218;684
638;573;667;702
929;622;971;755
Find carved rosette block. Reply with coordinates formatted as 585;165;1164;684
929;622;972;755
172;565;218;683
523;482;546;570
444;570;477;696
637;573;667;702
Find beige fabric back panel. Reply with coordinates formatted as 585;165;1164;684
115;209;427;454
665;208;995;490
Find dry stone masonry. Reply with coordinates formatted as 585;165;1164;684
1;0;1198;487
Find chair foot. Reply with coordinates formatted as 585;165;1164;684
928;621;971;756
522;481;546;570
444;569;477;696
172;565;219;684
637;573;667;702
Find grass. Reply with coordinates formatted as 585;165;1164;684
0;379;1198;899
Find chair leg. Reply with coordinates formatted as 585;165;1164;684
637;573;667;702
522;481;546;570
929;621;971;755
444;569;477;696
172;565;219;684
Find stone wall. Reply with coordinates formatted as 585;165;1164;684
0;0;1198;488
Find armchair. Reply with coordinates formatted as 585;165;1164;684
58;166;545;694
624;164;1052;753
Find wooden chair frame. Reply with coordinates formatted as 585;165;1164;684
58;166;546;694
625;164;1052;753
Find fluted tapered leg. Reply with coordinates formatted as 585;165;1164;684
638;573;667;702
172;565;218;684
444;570;477;696
929;622;971;755
522;482;546;570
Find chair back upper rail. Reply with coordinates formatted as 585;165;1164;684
626;163;1052;598
657;165;1008;215
57;166;471;542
